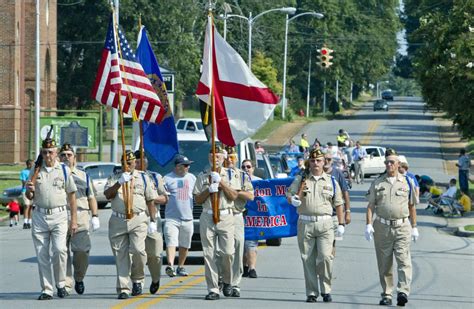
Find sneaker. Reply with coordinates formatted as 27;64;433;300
248;268;257;278
23;223;28;229
176;266;188;276
165;266;176;277
242;266;249;277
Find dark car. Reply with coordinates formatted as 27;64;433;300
1;185;23;210
381;90;394;101
373;99;389;111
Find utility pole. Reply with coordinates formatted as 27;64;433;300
323;80;327;114
306;49;312;118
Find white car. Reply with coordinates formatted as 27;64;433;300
76;162;121;208
348;146;409;177
175;118;204;133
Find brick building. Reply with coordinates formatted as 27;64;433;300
0;0;56;163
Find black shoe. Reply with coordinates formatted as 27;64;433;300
23;223;28;229
223;283;232;297
306;295;317;303
38;293;53;300
248;268;257;278
397;292;408;306
218;278;224;292
9;224;12;227
57;287;69;298
150;281;160;294
322;293;332;302
74;281;85;295
118;292;129;299
205;292;220;300
27;223;31;229
131;282;142;296
242;266;249;277
231;288;240;297
379;297;392;306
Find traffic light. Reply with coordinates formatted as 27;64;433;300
317;46;334;69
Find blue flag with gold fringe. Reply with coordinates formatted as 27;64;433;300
136;26;178;166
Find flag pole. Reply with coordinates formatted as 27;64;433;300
112;7;133;219
137;14;145;171
208;2;219;224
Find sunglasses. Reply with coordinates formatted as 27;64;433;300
241;165;252;169
324;157;332;161
384;160;397;165
182;164;190;168
60;153;74;158
41;150;55;155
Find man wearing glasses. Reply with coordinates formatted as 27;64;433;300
25;137;78;300
287;149;344;303
59;143;100;296
104;151;158;299
365;148;418;307
163;155;196;278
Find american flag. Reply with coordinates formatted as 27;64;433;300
177;179;190;201
91;18;165;124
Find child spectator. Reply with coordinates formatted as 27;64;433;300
7;198;20;227
441;178;457;198
458;190;472;212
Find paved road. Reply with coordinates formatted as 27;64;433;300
0;97;473;308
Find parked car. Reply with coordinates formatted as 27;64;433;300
76;162;121;209
373;99;389;111
1;185;23;211
381;90;394;101
348;146;387;178
175;118;204;134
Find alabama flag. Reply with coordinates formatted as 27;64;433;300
196;19;279;147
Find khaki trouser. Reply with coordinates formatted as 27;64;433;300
354;160;364;183
297;218;334;297
65;210;91;290
217;213;244;289
373;219;412;298
31;208;69;296
200;212;235;294
131;217;163;285
108;212;148;295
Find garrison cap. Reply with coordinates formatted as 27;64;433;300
385;148;398;157
309;149;324;159
41;125;56;149
209;144;225;154
59;143;74;153
122;150;136;162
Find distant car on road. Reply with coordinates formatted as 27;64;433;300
381;90;394;101
76;162;121;209
175;118;204;134
374;99;389;111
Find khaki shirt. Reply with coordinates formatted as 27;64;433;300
147;171;167;196
229;168;254;214
193;167;240;212
71;167;95;210
105;169;158;214
367;173;416;220
32;162;77;209
288;172;343;216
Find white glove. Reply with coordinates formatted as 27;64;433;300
210;172;221;183
209;183;219;193
148;221;157;235
91;216;100;231
291;195;302;207
336;225;345;237
118;172;131;185
412;227;419;242
365;224;375;241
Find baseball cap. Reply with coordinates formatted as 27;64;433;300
175;155;193;166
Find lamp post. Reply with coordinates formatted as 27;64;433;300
282;12;324;119
220;7;296;67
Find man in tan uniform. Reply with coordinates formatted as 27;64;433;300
104;151;158;299
217;147;254;297
130;151;168;295
25;137;78;300
287;149;344;303
365;148;418;307
194;146;239;300
59;144;100;295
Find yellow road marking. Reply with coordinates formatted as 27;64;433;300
360;121;379;145
137;276;206;309
111;267;205;309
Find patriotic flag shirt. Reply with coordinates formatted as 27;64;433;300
163;172;197;221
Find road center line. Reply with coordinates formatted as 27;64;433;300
360;120;379;145
111;267;205;309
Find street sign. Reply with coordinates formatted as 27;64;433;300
40;116;96;148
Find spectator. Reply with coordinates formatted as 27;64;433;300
441;178;457;198
163;155;197;277
458;190;472;212
299;134;309;153
416;174;434;195
311;139;322;151
20;159;33;229
286;139;300;153
456;149;471;194
352;141;367;184
289;156;305;177
7;198;20;227
255;141;265;154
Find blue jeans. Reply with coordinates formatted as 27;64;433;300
459;170;469;193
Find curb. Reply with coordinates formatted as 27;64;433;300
456;226;474;237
